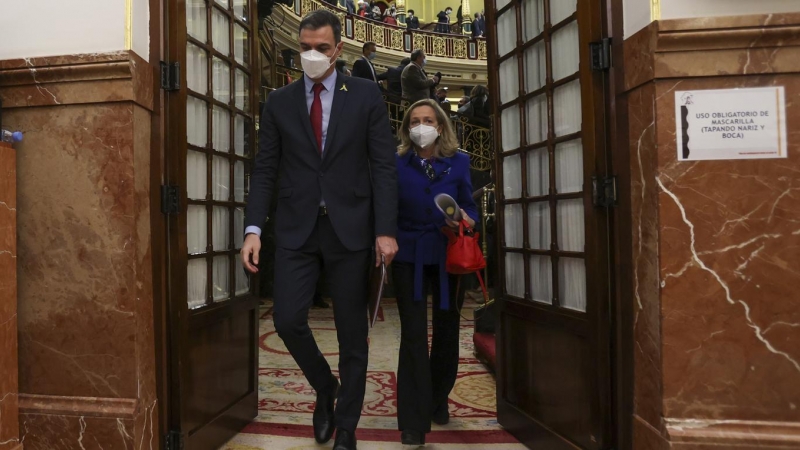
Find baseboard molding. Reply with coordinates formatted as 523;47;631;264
18;394;138;419
666;418;800;448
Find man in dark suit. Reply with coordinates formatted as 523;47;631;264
401;49;440;104
351;41;385;83
406;9;420;30
384;57;410;98
471;12;485;38
241;10;398;450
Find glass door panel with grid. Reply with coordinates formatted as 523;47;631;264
165;0;260;448
489;0;612;448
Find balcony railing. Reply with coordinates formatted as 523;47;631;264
289;0;488;60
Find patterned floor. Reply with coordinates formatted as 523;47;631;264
222;295;524;449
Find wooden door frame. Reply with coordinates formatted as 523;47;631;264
483;0;634;447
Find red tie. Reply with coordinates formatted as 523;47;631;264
310;83;325;154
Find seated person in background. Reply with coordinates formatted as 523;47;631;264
357;1;369;17
406;9;420;29
456;95;470;113
383;6;398;25
435;87;452;114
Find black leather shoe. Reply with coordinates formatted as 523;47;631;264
432;402;449;425
401;430;426;446
333;428;357;450
313;376;339;443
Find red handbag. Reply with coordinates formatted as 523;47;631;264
442;220;489;307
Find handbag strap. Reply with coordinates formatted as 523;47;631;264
454;271;490;322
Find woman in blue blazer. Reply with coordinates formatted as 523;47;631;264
393;99;478;445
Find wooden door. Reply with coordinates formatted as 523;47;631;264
486;0;613;448
164;0;260;448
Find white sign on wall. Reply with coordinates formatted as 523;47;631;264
675;87;787;161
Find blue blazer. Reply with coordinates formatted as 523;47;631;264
395;150;478;308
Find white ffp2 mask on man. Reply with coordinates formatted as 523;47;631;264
300;49;334;79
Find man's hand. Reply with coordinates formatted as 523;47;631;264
375;236;398;267
241;234;262;273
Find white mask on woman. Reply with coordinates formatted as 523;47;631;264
300;49;334;79
409;124;439;148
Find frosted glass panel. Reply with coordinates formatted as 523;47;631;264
522;0;544;41
526;146;549;197
500;107;521;151
526;94;548;144
234;161;245;202
187;0;207;42
557;199;585;252
528;201;550;250
187;150;207;200
555;139;583;193
524;41;546;93
497;9;517;57
234;207;244;249
235;115;248;155
187;259;207;309
505;253;524;298
504;204;523;248
551;0;577;24
233;0;249;20
553;80;581;136
213;256;230;300
530;255;552;304
187;205;207;254
212;107;230;152
552;21;579;81
187;96;208;147
212;9;230;53
213;207;230;250
503;154;522;199
559;258;586;311
496;0;512;11
187;43;208;94
213;156;230;200
215;0;229;7
235;258;250;295
234;24;249;67
498;58;519;104
213;57;231;103
235;69;249;110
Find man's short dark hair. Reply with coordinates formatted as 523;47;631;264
408;9;414;14
474;12;480;18
362;41;376;52
400;57;411;66
298;10;342;43
410;49;424;62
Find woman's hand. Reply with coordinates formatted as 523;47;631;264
446;208;475;229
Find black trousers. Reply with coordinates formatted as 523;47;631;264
272;215;370;432
393;261;464;432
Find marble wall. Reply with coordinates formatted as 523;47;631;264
0;52;158;450
0;142;21;450
622;13;800;449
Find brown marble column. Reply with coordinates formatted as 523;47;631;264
0;141;21;450
0;52;157;450
621;14;800;450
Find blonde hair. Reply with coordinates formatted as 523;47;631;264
397;99;459;157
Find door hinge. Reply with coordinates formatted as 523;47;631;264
160;61;181;91
592;175;617;208
161;185;180;215
164;430;184;450
589;38;612;71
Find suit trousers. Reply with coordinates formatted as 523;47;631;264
272;215;370;432
392;261;465;432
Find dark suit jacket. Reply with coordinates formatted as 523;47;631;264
352;56;388;84
406;16;420;30
385;65;404;96
246;73;398;251
401;63;434;104
471;18;484;38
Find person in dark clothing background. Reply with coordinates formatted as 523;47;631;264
436;7;452;33
406;9;420;30
435;87;452;114
471;12;485;38
352;42;386;84
464;84;491;127
385;57;410;98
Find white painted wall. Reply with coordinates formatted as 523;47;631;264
0;0;149;61
661;0;800;20
623;0;651;38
